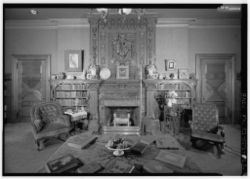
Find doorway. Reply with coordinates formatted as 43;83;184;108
12;55;51;122
196;54;235;124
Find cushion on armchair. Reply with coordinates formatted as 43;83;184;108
33;119;45;132
39;105;58;123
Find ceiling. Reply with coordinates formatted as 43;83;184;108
4;8;241;20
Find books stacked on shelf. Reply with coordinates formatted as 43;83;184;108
155;150;187;168
56;91;87;98
101;158;135;173
56;84;87;90
77;162;103;173
57;99;88;107
45;154;83;173
67;134;98;150
143;160;173;173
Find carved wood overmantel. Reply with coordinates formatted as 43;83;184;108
89;15;157;80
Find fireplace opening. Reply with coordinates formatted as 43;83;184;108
105;107;139;127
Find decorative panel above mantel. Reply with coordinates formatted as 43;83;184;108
89;15;157;80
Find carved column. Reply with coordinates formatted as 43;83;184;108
86;80;101;120
89;17;99;65
146;16;157;65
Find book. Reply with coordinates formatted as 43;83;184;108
67;135;97;149
45;154;83;173
140;135;156;145
155;150;186;168
101;158;135;173
77;162;103;173
130;141;148;155
156;136;180;149
143;160;173;173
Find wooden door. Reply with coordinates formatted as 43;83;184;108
12;55;50;122
196;54;235;124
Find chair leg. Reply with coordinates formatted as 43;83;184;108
36;139;45;151
58;133;70;141
215;143;223;158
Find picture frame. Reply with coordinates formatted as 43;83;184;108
65;50;83;72
117;65;129;79
178;69;189;79
165;59;176;71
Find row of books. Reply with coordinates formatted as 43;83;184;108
56;91;88;98
56;99;88;106
165;91;191;98
56;84;87;90
161;84;190;91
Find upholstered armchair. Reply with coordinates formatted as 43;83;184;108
30;102;71;150
190;103;225;157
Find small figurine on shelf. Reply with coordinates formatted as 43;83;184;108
155;93;166;132
167;90;178;107
86;64;98;80
75;98;79;112
165;90;181;136
145;61;158;79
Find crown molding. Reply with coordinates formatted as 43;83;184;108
157;18;241;28
5;18;90;29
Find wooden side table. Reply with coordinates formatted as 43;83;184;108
65;111;88;134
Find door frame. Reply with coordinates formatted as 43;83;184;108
195;53;235;124
11;54;51;121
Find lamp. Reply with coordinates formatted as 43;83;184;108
94;8;145;23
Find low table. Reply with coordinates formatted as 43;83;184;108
40;133;201;174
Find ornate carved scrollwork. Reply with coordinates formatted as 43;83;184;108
89;15;157;79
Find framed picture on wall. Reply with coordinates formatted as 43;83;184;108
165;59;176;71
178;69;189;79
65;50;84;72
117;65;129;79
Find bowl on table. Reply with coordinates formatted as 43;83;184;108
105;138;132;156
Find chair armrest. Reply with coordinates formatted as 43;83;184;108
60;115;71;127
217;125;224;130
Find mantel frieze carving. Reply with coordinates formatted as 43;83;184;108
143;79;197;90
50;79;102;90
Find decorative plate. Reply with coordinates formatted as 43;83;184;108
100;67;111;80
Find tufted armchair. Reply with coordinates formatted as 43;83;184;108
190;103;225;157
30;102;71;151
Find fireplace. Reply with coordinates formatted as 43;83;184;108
105;107;139;127
99;80;144;135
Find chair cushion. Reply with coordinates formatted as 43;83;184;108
39;105;58;122
33;119;45;132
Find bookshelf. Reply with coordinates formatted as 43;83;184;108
144;79;197;130
50;79;90;110
157;82;194;109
